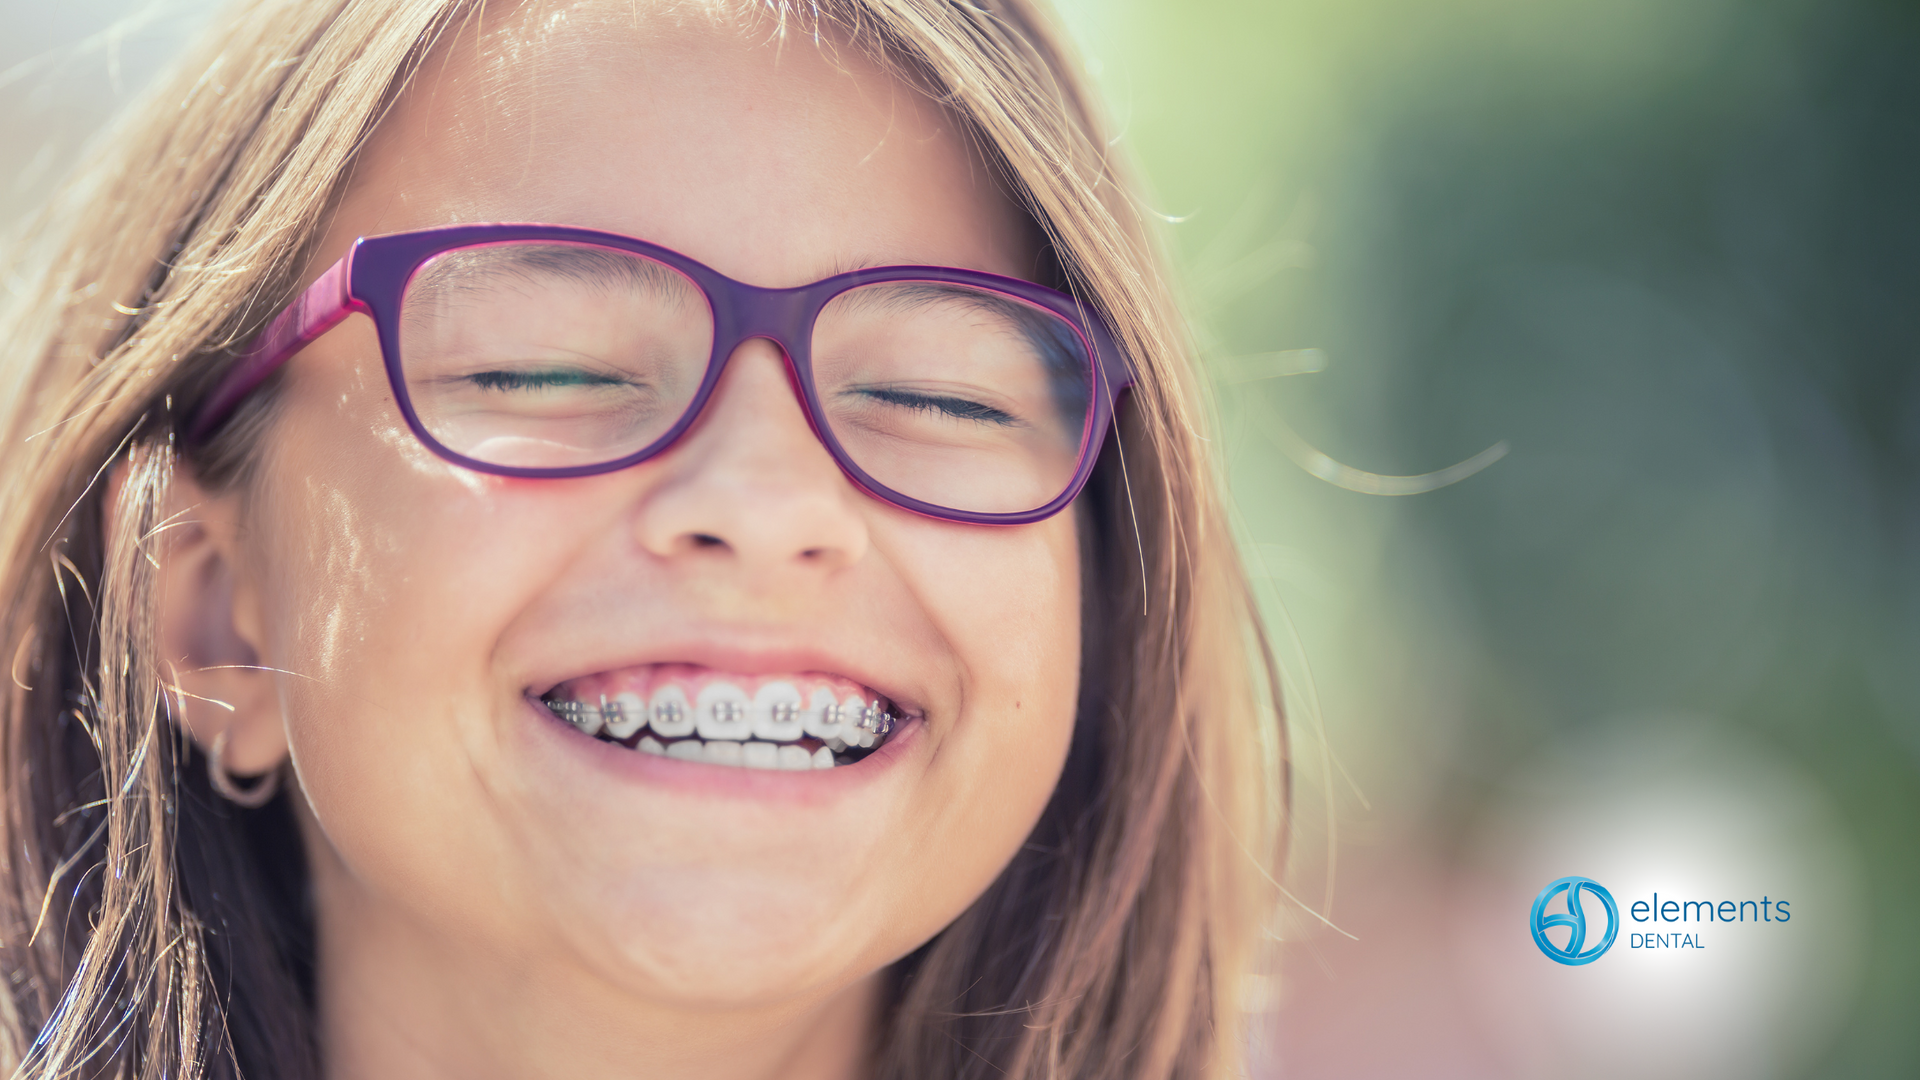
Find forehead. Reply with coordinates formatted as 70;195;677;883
332;0;1032;286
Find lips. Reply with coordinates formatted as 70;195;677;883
538;663;904;769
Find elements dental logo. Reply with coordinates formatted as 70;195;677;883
1530;876;1619;966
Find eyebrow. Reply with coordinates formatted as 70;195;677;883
829;254;891;276
407;243;698;305
829;282;1091;384
829;280;1020;321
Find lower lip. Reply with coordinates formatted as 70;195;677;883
513;694;921;807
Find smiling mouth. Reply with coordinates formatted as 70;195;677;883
539;664;904;770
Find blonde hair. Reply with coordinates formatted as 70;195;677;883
0;2;1285;1077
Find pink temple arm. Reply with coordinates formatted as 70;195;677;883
187;251;358;441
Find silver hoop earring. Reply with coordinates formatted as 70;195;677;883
208;731;280;809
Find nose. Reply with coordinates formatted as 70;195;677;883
630;338;870;573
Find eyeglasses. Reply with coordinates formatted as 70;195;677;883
188;223;1132;525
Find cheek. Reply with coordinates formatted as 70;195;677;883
245;397;558;911
253;444;496;697
877;512;1082;939
244;323;468;688
904;512;1081;676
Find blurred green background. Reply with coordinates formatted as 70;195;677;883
6;0;1918;1075
1047;0;1920;1075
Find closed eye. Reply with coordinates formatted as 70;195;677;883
853;386;1019;426
465;368;633;392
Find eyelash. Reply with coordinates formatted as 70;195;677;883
461;370;1015;428
857;387;1017;425
467;369;628;392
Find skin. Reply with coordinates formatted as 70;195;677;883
152;5;1081;1079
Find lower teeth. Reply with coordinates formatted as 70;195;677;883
640;735;837;769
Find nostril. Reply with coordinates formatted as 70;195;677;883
690;533;726;549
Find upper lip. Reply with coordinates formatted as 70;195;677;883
526;637;926;719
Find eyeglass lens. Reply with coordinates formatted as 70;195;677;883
398;241;1095;515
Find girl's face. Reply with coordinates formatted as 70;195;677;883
202;2;1080;1060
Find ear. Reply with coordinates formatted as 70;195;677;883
112;460;290;778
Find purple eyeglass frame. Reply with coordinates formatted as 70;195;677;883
188;223;1133;526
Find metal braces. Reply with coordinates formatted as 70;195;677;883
544;695;894;737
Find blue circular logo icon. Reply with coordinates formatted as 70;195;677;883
1530;876;1618;965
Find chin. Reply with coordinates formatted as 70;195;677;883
560;862;894;1006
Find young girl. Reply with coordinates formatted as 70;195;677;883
0;2;1282;1077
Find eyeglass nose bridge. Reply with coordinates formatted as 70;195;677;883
692;279;842;459
707;279;818;365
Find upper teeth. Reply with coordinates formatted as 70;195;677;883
754;682;807;741
545;685;897;743
696;683;754;741
604;693;646;739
